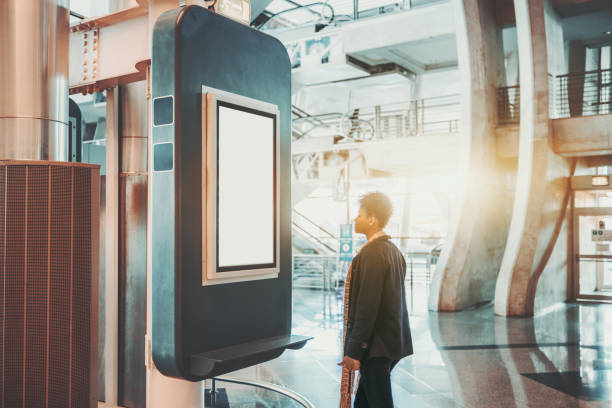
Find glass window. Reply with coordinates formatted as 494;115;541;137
575;190;612;208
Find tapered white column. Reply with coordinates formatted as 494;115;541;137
494;0;572;317
429;0;514;311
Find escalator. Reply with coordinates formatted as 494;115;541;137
292;210;340;289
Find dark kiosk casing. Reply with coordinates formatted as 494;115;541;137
151;6;304;381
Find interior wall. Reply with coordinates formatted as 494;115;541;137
349;82;414;108
544;1;565;76
292;80;414;117
70;0;110;18
502;26;519;86
418;69;460;98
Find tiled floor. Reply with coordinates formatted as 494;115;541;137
216;285;612;407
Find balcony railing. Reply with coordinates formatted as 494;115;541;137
497;69;612;124
497;85;520;125
292;94;461;143
260;0;446;30
556;68;612;118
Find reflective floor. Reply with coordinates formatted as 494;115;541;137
219;285;612;407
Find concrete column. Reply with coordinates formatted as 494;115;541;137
494;0;572;317
605;46;612;115
568;41;586;117
503;28;519;86
545;4;565;77
428;0;513;311
545;2;564;118
105;87;121;408
118;80;148;408
584;47;600;116
501;27;520;120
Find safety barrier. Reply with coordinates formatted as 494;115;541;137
556;68;612;118
497;68;612;123
292;250;436;290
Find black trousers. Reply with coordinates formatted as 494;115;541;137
354;357;398;408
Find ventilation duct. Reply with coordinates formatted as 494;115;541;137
0;0;70;161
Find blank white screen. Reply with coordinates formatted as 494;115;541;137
217;105;275;269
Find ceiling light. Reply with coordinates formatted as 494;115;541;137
605;31;612;35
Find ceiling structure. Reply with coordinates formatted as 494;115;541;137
496;0;612;26
266;0;609;178
271;1;457;87
562;9;612;43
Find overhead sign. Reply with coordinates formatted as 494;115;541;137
339;223;353;261
339;239;353;261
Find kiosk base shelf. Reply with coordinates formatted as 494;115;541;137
190;335;311;378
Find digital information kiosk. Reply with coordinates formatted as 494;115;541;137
151;6;309;382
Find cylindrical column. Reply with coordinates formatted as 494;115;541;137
121;82;148;174
0;0;69;161
375;105;381;139
118;81;148;408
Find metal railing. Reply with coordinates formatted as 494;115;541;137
295;70;611;133
293;210;338;243
212;377;315;408
292;94;461;142
261;0;445;30
292;210;339;254
351;94;461;138
292;223;338;254
497;85;520;125
556;68;612;118
404;251;434;285
497;69;612;123
292;248;438;290
293;254;338;290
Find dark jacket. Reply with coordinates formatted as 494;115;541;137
344;235;413;362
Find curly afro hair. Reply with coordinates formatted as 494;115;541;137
359;192;393;228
